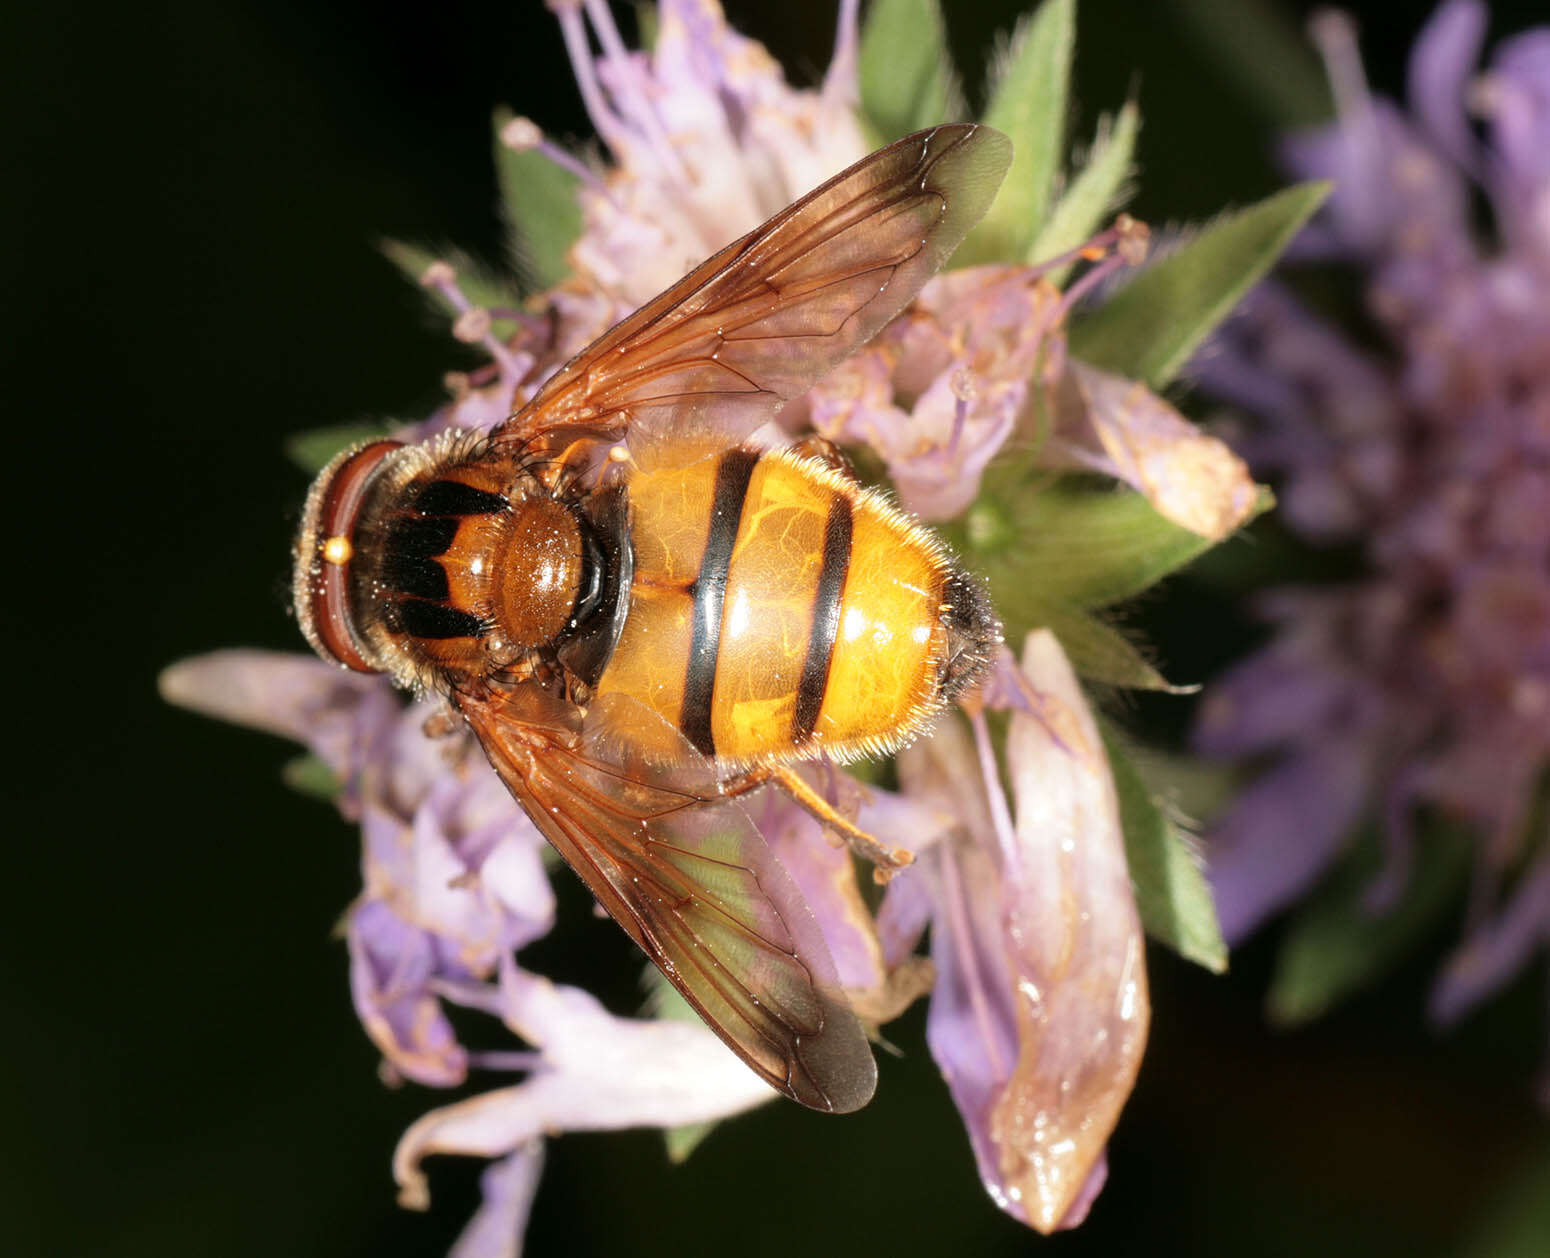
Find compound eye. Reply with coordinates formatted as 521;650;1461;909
293;440;403;672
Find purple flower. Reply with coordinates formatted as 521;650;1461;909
391;962;775;1217
878;632;1148;1231
1192;1;1550;1079
162;651;780;1254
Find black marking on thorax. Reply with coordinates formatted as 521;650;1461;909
411;479;508;516
680;448;759;758
397;600;486;639
381;476;509;639
792;494;853;745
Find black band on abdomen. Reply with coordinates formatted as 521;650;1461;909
792;494;852;746
680;448;759;758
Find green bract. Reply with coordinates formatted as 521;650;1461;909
1032;99;1140;286
858;0;963;146
954;0;1074;266
1104;725;1228;973
1068;181;1330;388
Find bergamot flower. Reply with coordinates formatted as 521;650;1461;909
1192;0;1550;1094
165;0;1321;1246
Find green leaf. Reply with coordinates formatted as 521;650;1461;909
284;421;391;474
1102;726;1227;972
1267;825;1470;1026
967;483;1227;613
1067;181;1330;388
858;0;963;144
1030;100;1139;283
663;1118;716;1165
1122;743;1239;830
957;0;1074;266
1031;600;1180;691
633;2;660;53
492;106;583;292
379;239;519;316
1456;1149;1550;1258
281;753;343;802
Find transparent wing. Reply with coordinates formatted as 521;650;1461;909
457;681;877;1113
500;124;1011;453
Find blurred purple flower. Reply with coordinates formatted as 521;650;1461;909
1192;0;1550;1071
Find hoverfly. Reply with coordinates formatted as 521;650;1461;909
293;125;1010;1113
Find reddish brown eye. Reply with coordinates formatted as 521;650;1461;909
293;440;404;672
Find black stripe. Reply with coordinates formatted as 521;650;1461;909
680;448;758;758
411;479;508;516
380;552;450;601
397;599;485;640
792;494;852;745
386;514;460;557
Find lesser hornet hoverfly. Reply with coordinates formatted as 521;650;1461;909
293;125;1010;1112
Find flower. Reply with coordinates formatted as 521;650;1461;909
876;631;1148;1231
1191;1;1550;1083
164;0;1283;1249
160;649;778;1257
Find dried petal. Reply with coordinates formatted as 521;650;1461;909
393;966;774;1211
901;637;1147;1233
1055;360;1257;540
992;632;1148;1231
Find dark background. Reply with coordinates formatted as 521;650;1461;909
8;1;1547;1255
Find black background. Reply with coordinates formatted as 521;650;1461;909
8;2;1547;1255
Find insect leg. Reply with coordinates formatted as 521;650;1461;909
723;765;914;883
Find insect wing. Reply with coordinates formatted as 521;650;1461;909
502;123;1011;455
458;683;877;1113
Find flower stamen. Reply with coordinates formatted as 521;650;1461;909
500;113;613;198
550;0;633;160
581;0;692;184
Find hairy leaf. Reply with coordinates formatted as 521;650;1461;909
1068;181;1329;387
958;0;1074;264
858;0;964;143
1103;727;1227;972
1031;100;1139;283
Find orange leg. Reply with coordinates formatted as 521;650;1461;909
724;764;914;882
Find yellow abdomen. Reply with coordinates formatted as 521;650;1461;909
593;445;962;769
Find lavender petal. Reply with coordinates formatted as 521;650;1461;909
1430;853;1550;1026
1206;738;1374;943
